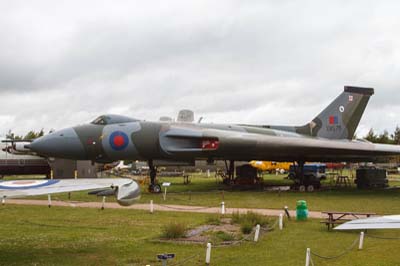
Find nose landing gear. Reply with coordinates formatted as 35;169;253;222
148;160;161;193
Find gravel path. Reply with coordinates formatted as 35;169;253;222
4;199;324;218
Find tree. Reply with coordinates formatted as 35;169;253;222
5;129;44;140
24;129;44;140
364;128;378;143
377;130;392;144
392;126;400;145
5;130;22;140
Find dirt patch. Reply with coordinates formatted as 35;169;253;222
158;218;247;245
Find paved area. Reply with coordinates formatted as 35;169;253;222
4;199;324;218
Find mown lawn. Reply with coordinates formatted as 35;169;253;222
1;205;400;265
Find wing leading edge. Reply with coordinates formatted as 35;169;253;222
335;215;400;230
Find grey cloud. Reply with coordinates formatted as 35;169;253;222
0;0;400;136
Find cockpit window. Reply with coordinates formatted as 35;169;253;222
91;115;139;125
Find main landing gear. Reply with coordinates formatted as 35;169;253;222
222;160;235;185
148;160;161;193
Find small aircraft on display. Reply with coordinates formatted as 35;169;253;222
25;86;400;192
0;178;140;206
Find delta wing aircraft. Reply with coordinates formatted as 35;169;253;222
27;86;400;192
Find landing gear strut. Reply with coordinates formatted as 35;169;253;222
148;160;161;193
223;160;235;185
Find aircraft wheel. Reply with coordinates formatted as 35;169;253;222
306;185;314;192
299;185;306;192
152;184;162;194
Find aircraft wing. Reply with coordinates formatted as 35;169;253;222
0;178;140;206
160;126;400;162
334;215;400;230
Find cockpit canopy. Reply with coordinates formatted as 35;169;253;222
91;114;139;125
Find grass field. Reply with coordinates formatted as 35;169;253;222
1;205;400;266
2;172;400;265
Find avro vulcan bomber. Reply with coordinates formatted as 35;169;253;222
28;86;400;192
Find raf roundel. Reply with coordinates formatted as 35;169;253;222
109;131;129;151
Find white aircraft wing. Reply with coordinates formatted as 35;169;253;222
334;215;400;230
0;178;140;206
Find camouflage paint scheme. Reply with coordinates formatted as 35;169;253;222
29;86;400;163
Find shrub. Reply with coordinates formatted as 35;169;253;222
161;222;187;239
231;212;241;224
244;211;269;227
215;231;235;242
231;211;269;227
240;222;253;234
206;215;221;225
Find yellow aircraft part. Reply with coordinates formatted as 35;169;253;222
250;161;292;172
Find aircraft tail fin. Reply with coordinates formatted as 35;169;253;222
296;86;374;140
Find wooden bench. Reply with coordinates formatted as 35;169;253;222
321;211;376;230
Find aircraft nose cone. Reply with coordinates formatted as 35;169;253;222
30;128;86;159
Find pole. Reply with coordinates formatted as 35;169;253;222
221;202;225;215
305;248;310;266
359;231;364;250
50;170;53;180
74;170;78;179
47;194;52;208
279;213;283;230
163;187;167;201
150;200;154;214
205;242;212;265
284;206;291;220
101;196;106;210
254;224;260;242
2;196;5;205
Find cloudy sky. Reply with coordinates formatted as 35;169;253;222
1;0;400;138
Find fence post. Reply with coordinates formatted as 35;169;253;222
305;248;310;266
163;187;167;201
47;194;52;208
279;213;284;230
150;200;154;214
101;196;106;210
359;231;364;250
254;224;261;242
221;202;225;215
206;242;212;265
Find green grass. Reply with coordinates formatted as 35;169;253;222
1;205;400;265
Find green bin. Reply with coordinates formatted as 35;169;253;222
296;200;308;221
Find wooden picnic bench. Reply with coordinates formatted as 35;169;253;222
321;211;376;230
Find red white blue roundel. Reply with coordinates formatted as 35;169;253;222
109;131;129;151
0;180;59;190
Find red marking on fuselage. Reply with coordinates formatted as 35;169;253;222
113;135;125;147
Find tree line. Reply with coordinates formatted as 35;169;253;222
5;129;45;141
364;126;400;144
